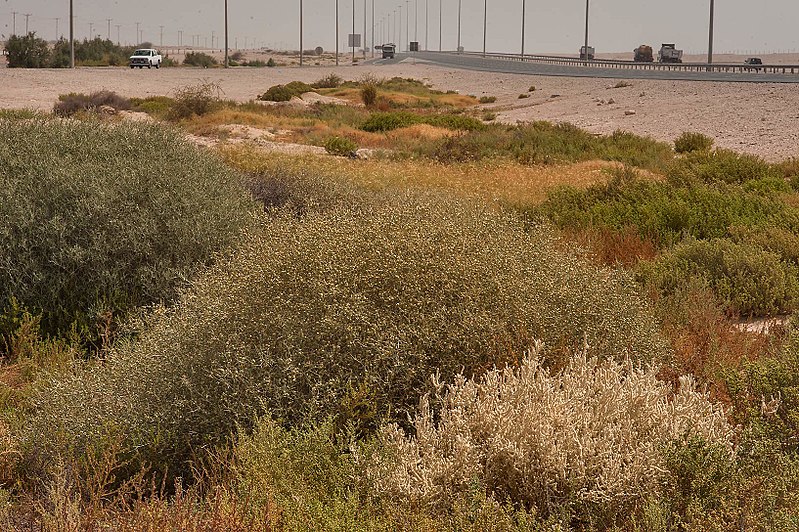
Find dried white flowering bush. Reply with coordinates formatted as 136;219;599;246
371;343;732;521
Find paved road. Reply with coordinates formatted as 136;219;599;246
385;52;799;83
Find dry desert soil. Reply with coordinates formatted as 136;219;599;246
2;57;798;161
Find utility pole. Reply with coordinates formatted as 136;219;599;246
521;0;526;56
456;0;461;53
117;24;121;45
212;30;215;49
439;0;442;51
11;12;16;36
405;0;409;52
336;0;340;65
371;0;375;57
24;13;31;35
364;0;367;57
160;25;164;48
483;0;487;57
352;0;356;62
583;0;589;65
299;0;304;66
89;22;94;40
414;0;418;43
69;0;74;67
398;4;402;53
178;30;182;47
708;0;715;64
425;0;428;50
136;22;140;45
55;18;60;40
107;18;112;40
224;0;229;67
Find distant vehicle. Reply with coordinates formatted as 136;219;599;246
657;43;683;63
579;46;595;60
744;57;763;71
381;43;396;59
633;44;654;62
129;49;162;69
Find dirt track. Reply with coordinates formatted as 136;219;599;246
1;60;798;161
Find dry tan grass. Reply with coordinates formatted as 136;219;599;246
220;147;617;207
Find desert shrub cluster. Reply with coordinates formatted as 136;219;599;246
26;197;667;483
0;118;258;338
5;107;799;529
182;51;219;68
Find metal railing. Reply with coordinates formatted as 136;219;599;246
424;50;799;75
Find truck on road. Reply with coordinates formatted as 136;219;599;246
657;44;683;63
633;45;654;62
380;43;396;59
129;49;162;69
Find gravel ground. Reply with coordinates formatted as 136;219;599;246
1;60;797;161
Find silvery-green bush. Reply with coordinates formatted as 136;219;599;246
29;197;669;475
371;344;732;523
0;118;259;335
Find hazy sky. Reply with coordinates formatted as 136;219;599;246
2;0;798;55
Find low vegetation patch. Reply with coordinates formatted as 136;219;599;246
324;135;358;157
258;81;314;102
53;91;132;117
182;51;218;67
674;131;714;154
537;167;797;248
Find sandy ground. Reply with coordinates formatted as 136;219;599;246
1;58;798;161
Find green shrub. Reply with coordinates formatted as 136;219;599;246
258;81;313;102
637;238;799;316
518;93;530;99
130;95;175;119
361;84;378;107
53;91;132;117
168;81;222;120
537;167;799;247
478;96;497;104
361;111;485;133
182;51;218;67
28;197;668;478
312;73;344;89
324;136;358;157
4;33;51;68
674;132;714;154
668;148;777;186
425;114;485;131
0;118;258;337
361;111;420;132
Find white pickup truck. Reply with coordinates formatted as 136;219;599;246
129;49;162;69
